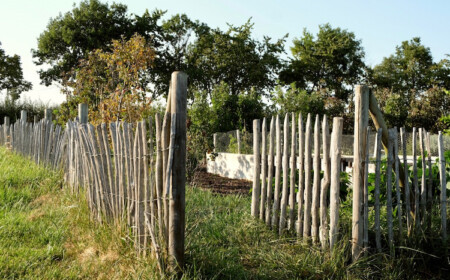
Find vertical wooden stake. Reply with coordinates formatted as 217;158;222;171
352;85;369;261
78;104;88;124
289;113;297;230
329;117;343;250
251;119;261;217
168;71;187;273
279;114;289;234
387;129;394;251
265;116;275;226
401;127;412;235
412;128;420;233
438;132;447;241
320;115;330;248
419;128;426;223
272;115;282;228
393;128;403;242
297;113;305;237
363;128;370;253
237;129;241;154
311;114;321;243
374;128;382;252
260;118;267;220
303;113;312;238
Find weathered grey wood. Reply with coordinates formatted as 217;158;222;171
329;117;343;250
412;128;420;232
260;118;267;220
265;116;275;226
142;118;153;254
155;113;164;238
272;115;282;228
162;106;171;242
297;113;305;237
387;129;394;251
374;128;382;252
352;85;369;261
213;133;217;152
303;113;312;238
251;119;261;218
289;113;297;230
320;115;330;248
279;114;289;234
96;124;112;218
400;127;412;235
109;122;120;219
101;124;115;220
419;128;426;223
438;132;447;241
311;114;321;243
426;131;432;229
34;115;38;123
363;128;370;253
393;128;403;242
168;71;187;272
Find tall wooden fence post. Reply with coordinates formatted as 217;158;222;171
352;85;369;261
168;71;187;273
251;119;261;217
438;131;447;241
237;129;241;154
329;117;343;250
20;110;27;123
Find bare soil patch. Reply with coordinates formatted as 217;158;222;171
191;166;252;195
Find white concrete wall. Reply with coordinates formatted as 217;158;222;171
207;152;255;180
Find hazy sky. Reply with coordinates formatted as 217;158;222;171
0;0;449;105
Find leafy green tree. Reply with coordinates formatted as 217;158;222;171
371;37;436;98
32;0;163;87
280;24;366;101
189;20;286;97
0;42;32;100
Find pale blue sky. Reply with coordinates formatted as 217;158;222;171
0;0;449;104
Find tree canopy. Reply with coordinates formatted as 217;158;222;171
280;24;366;101
0;42;32;100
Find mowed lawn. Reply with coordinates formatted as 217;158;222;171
0;146;446;279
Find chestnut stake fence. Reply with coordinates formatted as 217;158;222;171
0;71;188;274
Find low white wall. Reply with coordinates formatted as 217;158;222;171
207;153;255;180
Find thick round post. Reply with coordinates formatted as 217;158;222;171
168;71;187;273
320;115;330;248
412;128;419;233
401;127;412;235
251;119;261;217
329;117;343;250
78;104;88;124
352;85;369;261
393;128;403;242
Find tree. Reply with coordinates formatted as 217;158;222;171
188;20;286;97
280;24;366;101
55;34;155;125
371;37;435;98
0;42;32;100
371;37;450;132
32;0;163;87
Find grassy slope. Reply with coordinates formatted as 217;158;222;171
0;147;448;279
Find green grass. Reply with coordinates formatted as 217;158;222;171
0;146;449;279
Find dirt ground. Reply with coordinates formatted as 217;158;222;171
191;166;252;195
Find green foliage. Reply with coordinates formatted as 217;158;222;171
280;23;366;102
271;83;325;116
0;98;55;124
0;42;32;99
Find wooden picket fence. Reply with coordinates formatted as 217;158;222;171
0;71;188;274
250;85;448;260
